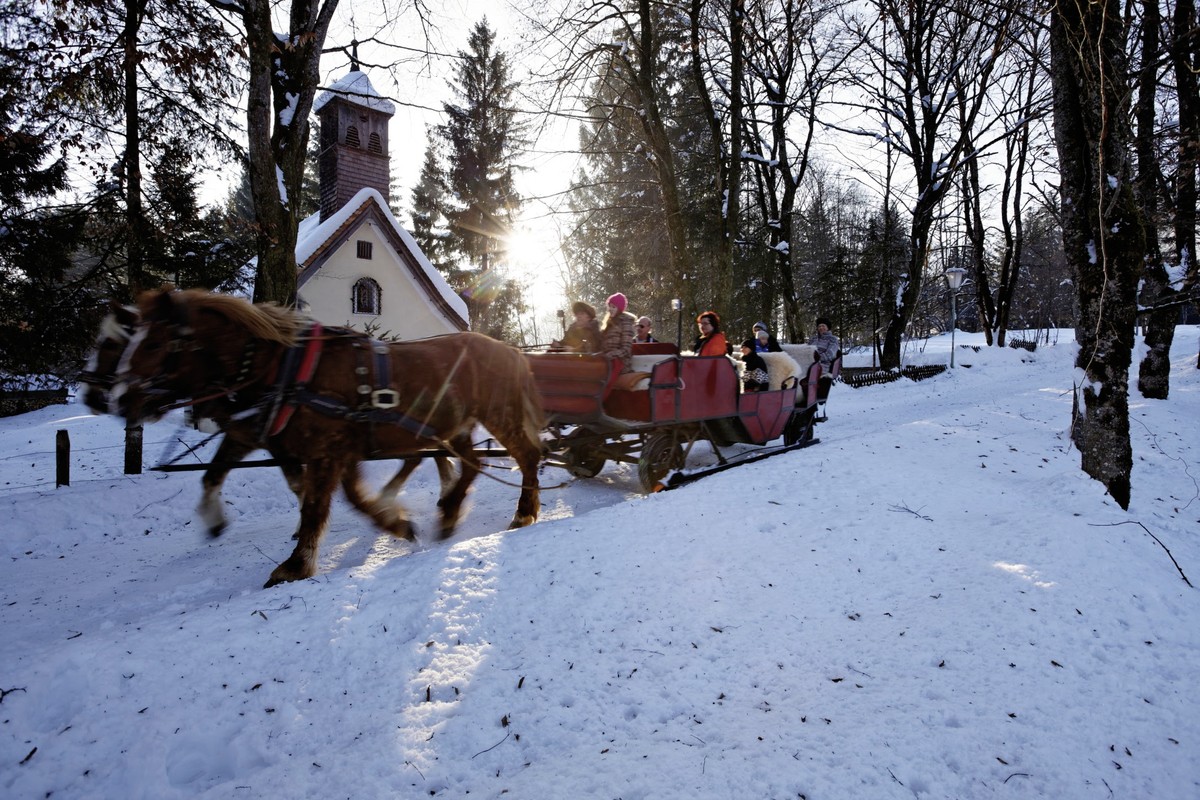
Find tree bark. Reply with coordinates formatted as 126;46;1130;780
228;0;338;306
1049;0;1146;509
1134;0;1175;399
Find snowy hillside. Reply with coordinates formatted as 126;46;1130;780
1;330;1197;799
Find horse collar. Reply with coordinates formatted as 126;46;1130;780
263;323;325;438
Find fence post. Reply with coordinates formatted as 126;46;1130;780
124;423;142;475
56;429;70;487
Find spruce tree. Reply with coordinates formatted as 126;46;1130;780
437;19;528;343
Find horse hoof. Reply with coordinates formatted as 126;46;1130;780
390;520;416;541
264;563;309;588
207;522;227;538
508;514;536;530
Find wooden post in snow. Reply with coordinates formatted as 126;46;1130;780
56;429;70;487
124;424;142;475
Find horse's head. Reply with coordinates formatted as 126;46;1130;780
112;288;293;424
80;301;139;415
111;289;204;423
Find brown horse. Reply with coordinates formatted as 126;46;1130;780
80;302;456;539
113;288;545;587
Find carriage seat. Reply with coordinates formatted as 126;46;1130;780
620;353;677;391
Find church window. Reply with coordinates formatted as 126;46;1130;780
356;240;373;259
352;277;381;315
368;132;383;154
345;125;360;148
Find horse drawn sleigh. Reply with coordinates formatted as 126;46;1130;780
88;289;829;587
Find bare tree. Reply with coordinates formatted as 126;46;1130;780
547;0;693;306
205;0;340;306
1049;0;1146;508
1136;0;1200;395
962;12;1053;347
844;0;1022;368
739;0;855;341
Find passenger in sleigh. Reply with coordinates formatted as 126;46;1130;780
693;311;730;357
601;293;645;391
551;301;602;353
634;316;658;343
751;321;783;352
739;339;770;392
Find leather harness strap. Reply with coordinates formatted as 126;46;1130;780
263;327;438;441
264;322;324;438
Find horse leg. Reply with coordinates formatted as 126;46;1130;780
198;435;257;537
265;457;343;588
433;455;457;500
436;434;480;538
505;438;542;530
341;460;415;541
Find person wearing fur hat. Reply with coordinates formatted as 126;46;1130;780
553;300;602;353
693;311;729;357
600;292;637;374
740;339;770;392
751;320;782;352
808;317;840;370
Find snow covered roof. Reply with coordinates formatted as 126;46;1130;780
295;187;468;327
313;70;396;115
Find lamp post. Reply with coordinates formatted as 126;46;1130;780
944;267;967;367
671;298;683;350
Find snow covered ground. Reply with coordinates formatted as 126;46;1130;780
1;330;1197;799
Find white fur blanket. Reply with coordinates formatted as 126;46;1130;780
760;351;804;390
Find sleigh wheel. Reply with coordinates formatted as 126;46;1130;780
562;430;606;478
638;432;685;492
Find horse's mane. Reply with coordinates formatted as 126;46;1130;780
176;290;301;345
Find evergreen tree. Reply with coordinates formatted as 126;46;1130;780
0;55;96;387
410;134;453;277
437;19;528;343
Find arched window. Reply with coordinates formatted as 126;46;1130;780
352;277;381;315
345;125;361;148
368;132;383;154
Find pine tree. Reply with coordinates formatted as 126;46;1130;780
410;134;453;277
437;19;528;343
0;56;94;387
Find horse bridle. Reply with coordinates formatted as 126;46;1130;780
119;300;265;415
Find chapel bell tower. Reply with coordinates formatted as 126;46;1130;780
314;56;396;222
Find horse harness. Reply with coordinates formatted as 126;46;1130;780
261;324;438;445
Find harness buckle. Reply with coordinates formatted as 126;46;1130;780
371;388;400;409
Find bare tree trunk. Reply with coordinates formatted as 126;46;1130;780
1135;0;1175;399
123;0;147;295
1171;0;1200;368
221;0;338;306
122;0;147;474
1049;0;1146;509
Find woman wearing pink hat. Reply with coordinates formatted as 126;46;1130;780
600;292;636;375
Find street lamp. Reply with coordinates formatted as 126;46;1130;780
944;267;967;368
671;298;683;350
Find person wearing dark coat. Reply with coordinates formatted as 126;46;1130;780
751;321;783;352
693;311;730;357
554;301;602;353
740;339;770;392
634;316;658;343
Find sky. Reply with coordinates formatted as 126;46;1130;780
2;328;1198;798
